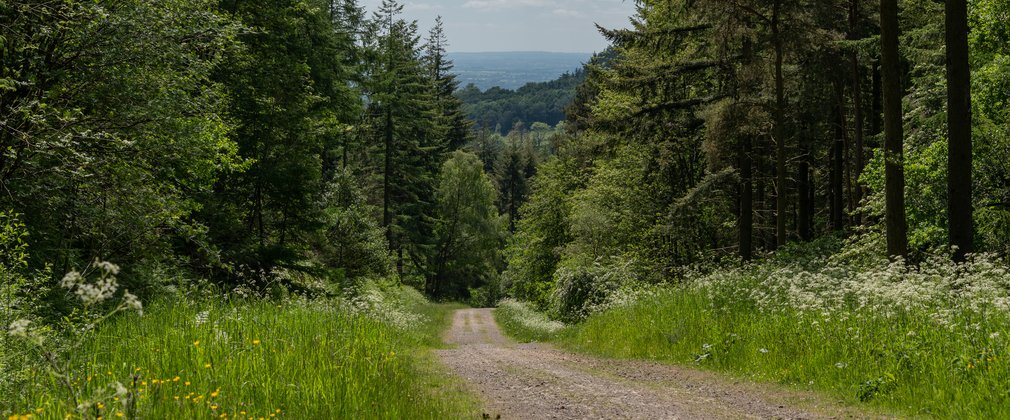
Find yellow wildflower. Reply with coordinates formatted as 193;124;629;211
173;376;180;382
185;381;191;386
252;339;261;345
115;413;124;418
204;363;212;369
194;340;200;347
210;389;220;398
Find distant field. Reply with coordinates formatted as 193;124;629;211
449;51;592;90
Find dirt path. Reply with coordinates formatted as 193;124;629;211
437;308;879;420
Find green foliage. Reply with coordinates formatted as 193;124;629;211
0;212;50;399
360;0;443;275
550;256;640;323
316;169;393;281
426;151;503;299
502;159;580;310
201;0;361;278
494;299;566;343
2;0;241;273
457;71;586;134
5;292;477;419
550;250;1010;418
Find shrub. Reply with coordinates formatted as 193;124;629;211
495;298;565;342
550;256;638;322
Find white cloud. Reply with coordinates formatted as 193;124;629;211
405;2;441;11
462;0;549;11
551;8;586;19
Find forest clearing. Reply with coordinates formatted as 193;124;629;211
4;0;1010;418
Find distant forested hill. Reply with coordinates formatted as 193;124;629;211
448;52;591;90
456;70;586;133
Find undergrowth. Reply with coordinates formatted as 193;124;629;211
494;299;565;343
497;243;1010;418
3;283;477;419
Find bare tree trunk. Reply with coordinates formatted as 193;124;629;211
850;0;866;222
740;134;754;260
945;0;973;261
798;143;812;241
881;0;908;258
772;1;788;248
831;77;847;231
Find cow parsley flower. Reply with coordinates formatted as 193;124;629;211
123;291;143;315
61;271;83;289
8;319;31;337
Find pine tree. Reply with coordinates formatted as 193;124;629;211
424;16;472;151
363;0;440;275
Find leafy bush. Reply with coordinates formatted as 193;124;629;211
558;251;1010;417
550;256;639;322
495;298;565;342
502;158;578;310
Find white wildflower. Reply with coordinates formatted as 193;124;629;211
113;382;128;397
123;291;143;315
61;271;83;289
8;319;31;337
75;275;117;305
194;311;209;326
94;259;121;275
835;362;847;369
759;348;769;353
990;332;1001;340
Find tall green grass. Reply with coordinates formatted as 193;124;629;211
493;299;565;343
551;287;1010;418
6;293;477;419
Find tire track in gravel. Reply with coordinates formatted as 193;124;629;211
437;308;884;420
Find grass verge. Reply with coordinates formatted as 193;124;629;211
502;285;1010;418
6;289;478;419
493;299;565;343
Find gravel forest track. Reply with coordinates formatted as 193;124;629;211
437;308;880;420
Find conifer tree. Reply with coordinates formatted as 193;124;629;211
363;0;440;274
424;16;472;151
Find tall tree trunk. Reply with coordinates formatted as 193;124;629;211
945;0;973;262
871;60;882;137
831;77;847;231
881;0;908;258
740;134;754;260
772;1;788;248
383;107;394;250
850;0;866;221
798;143;812;241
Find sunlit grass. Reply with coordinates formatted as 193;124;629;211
9;295;478;419
551;287;1010;418
494;298;565;343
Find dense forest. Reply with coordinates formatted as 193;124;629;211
457;70;587;133
502;0;1010;315
4;0;1010;417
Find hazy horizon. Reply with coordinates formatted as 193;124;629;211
359;0;635;53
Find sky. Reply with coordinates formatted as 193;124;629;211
358;0;637;53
